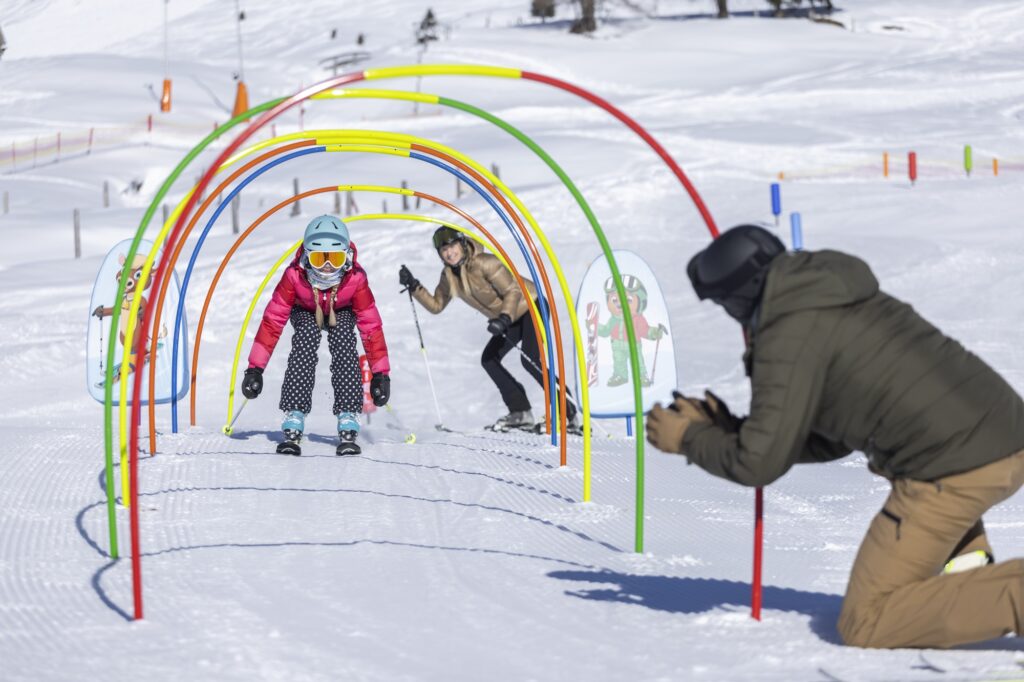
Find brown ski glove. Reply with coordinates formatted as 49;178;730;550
646;394;710;454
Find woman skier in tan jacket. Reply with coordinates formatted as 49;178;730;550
399;226;579;433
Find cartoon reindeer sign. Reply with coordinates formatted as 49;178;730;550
87;239;188;405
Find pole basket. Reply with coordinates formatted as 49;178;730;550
160;78;173;113
232;81;250;118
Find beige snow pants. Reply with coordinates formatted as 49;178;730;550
838;449;1024;648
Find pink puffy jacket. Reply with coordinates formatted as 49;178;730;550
247;243;390;374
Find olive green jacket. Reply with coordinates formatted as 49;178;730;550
682;250;1024;486
414;240;536;321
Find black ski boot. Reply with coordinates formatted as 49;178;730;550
276;429;302;456
336;430;361;456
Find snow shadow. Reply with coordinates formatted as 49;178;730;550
133;484;621;552
226;429;336;446
359;454;576;504
548;569;842;643
439;440;557;469
91;559;132;622
75;496;132;621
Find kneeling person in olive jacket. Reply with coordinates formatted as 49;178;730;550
647;224;1024;649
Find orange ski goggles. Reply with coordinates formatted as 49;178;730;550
307;250;348;269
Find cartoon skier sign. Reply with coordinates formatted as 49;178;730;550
574;250;677;416
86;239;189;405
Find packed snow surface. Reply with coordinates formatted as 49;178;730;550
2;0;1024;680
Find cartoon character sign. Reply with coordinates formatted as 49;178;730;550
596;274;668;388
574;250;677;416
87;239;189;405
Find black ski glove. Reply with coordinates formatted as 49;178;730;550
487;313;512;337
399;264;420;292
241;367;263;399
370;373;390;406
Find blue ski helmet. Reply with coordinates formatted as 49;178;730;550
303;215;350;252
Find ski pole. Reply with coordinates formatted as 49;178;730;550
649;324;667;383
98;312;105;373
509;339;612;439
223;398;248;436
404;286;446;429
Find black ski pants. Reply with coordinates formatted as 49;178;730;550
480;302;575;419
279;306;362;416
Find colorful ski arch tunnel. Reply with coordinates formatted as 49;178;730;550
144;139;551;437
225;213;524;427
131;131;579;491
186;193;547;435
228;130;579;448
189;185;548;435
100;64;719;620
158;135;563;445
127;135;561;448
146;135;567;459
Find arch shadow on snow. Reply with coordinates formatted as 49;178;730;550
437;440;556;469
358;455;576;504
547;569;843;643
136;484;619;552
75;497;131;621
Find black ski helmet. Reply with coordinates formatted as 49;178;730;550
686;224;786;325
432;226;468;265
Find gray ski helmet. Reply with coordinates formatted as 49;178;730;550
604;274;648;313
687;224;785;325
303;215;350;252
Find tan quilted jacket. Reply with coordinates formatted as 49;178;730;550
414;240;537;321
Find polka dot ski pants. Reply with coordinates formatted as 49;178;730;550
279;306;362;416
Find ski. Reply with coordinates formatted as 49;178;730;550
337;430;361;455
336;441;361;456
276;441;301;456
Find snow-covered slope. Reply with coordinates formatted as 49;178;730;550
2;1;1024;680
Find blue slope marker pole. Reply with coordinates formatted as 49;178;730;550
770;183;781;227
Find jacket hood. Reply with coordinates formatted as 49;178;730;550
758;250;879;329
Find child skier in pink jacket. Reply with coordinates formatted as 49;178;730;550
241;215;390;456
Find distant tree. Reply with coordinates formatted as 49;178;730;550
531;0;556;21
0;26;6;61
716;0;729;18
416;9;439;44
570;0;597;34
766;0;834;17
